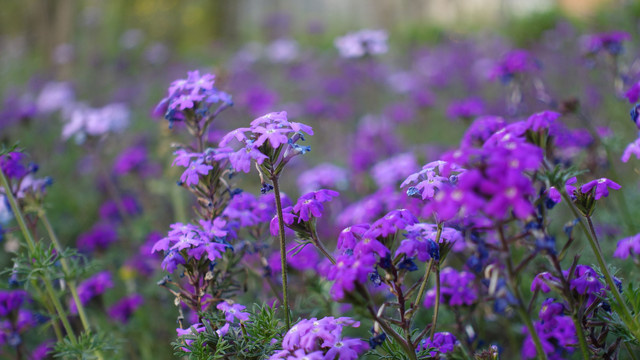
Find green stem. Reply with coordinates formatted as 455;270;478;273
625;342;639;360
429;265;440;341
310;229;335;265
43;276;77;345
570;315;590;359
39;211;92;333
561;192;640;342
271;176;290;330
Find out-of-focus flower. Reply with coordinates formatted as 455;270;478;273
334;29;388;58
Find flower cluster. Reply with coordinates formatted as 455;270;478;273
270;317;369;360
424;267;478;307
151;218;229;273
154;70;232;126
219;111;313;174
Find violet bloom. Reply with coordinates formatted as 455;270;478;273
460;116;507;147
337;224;370;250
522;316;576;359
417;332;457;357
77;223;118;252
228;144;269;173
424;267;477;307
156;71;232;124
569;265;603;295
370;153;419;188
580;178;621;200
626;81;640;103
113;145;151;176
297;163;348;194
446;97;485;120
582;31;631;56
327;252;376;300
0;290;29;317
108;294;144;324
291;189;339;223
367;209;418;238
525;111;561;134
565;177;577;198
490;49;539;82
0;152;28;179
71;271;113;313
271;316;368;360
621;138;640;162
614;233;640;259
216;301;250;322
531;272;558;293
180;158;213;186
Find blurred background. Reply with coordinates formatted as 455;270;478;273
1;0;637;81
1;1;640;358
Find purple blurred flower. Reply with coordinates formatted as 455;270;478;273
71;271;113;313
446;97;485;120
582;31;631;56
77;223;118;252
614;233;640;259
297;163;348;193
622;138;640;162
108;294;144;324
417;332;457;357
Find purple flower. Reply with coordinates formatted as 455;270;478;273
297;163;348;194
0;290;29;317
327;253;376;300
271;316;368;359
337;224;370;250
490;49;539;81
113;145;149;176
461;116;507;147
614;233;640;259
522;316;576;359
367;209;417;238
229;144;268;173
252;124;292;148
71;271;113;313
582;31;631;56
424;267;477;307
108;294;144;324
291;189;339;223
30;340;54;360
77;223;118;252
180;158;213;186
216;301;250;322
580;178;621;200
417;332;457;357
446;97;485;120
371;153;419;188
0;152;28;179
622;138;640;162
569;265;603;295
626;81;640;103
565;177;577;198
531;272;558;293
525;111;561;134
157;71;232;124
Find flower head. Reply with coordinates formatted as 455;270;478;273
580;178;621;200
